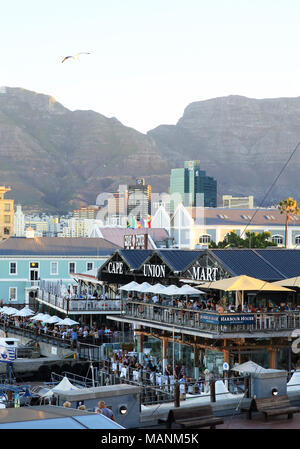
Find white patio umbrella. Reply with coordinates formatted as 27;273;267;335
43;315;64;324
134;282;153;293
40;314;51;322
13;306;35;317
119;281;140;291
147;283;167;294
59;317;79;326
3;307;19;316
29;313;45;321
178;285;206;295
159;285;182;296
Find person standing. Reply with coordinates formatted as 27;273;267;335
71;328;78;349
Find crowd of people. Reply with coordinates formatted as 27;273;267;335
0;312;126;347
128;291;296;314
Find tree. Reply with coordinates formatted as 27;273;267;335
278;197;300;248
208;230;277;249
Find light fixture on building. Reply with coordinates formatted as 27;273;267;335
272;388;279;396
119;405;128;415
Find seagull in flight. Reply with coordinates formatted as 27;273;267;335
61;52;90;63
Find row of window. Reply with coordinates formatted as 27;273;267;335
199;234;300;245
8;261;94;275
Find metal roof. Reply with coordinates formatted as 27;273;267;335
0;405;125;429
255;249;300;278
0;237;120;256
118;249;153;269
158;249;204;272
210;249;286;280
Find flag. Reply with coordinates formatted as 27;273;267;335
147;215;151;228
137;219;141;229
131;217;136;229
140;218;145;228
126;220;130;228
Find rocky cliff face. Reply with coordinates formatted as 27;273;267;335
148;95;300;205
0;87;168;212
1;89;299;212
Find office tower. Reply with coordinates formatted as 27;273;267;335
169;161;217;211
127;178;152;220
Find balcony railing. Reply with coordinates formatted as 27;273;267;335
123;301;300;334
37;289;122;313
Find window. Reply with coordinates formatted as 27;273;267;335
295;236;300;245
50;261;58;275
4;204;10;212
4;228;10;235
87;262;94;271
271;235;284;245
4;215;11;223
9;262;17;275
9;287;17;301
69;262;76;274
199;234;211;244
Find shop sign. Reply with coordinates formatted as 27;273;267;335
143;263;166;278
191;266;219;281
124;234;148;249
200;313;220;324
107;261;124;274
200;313;254;325
219;314;254;325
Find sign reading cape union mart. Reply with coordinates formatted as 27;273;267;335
201;313;255;325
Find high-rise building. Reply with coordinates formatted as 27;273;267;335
73;205;101;219
107;188;128;226
127;178;152;220
0;186;14;240
14;204;25;237
169;161;217;211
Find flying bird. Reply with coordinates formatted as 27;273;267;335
61;52;90;63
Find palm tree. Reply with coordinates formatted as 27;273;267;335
278;197;300;248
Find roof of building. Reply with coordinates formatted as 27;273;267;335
211;249;286;280
0;237;120;256
98;228;169;249
0;405;124;429
185;207;300;227
99;248;300;281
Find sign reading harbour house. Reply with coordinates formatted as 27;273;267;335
201;313;255;325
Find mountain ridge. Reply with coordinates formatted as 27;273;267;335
0;87;299;212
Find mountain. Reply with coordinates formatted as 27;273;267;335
1;88;300;213
148;95;300;206
0;87;168;212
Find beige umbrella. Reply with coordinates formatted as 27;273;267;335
197;274;294;308
273;276;300;288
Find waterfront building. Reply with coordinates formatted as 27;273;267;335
127;178;151;221
94;247;300;376
169;161;217;211
0;186;14;240
168;204;300;249
223;195;254;209
0;236;119;308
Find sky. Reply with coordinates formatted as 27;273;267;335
1;0;300;133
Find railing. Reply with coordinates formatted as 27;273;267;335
0;318;134;350
123;301;300;334
37;289;122;313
